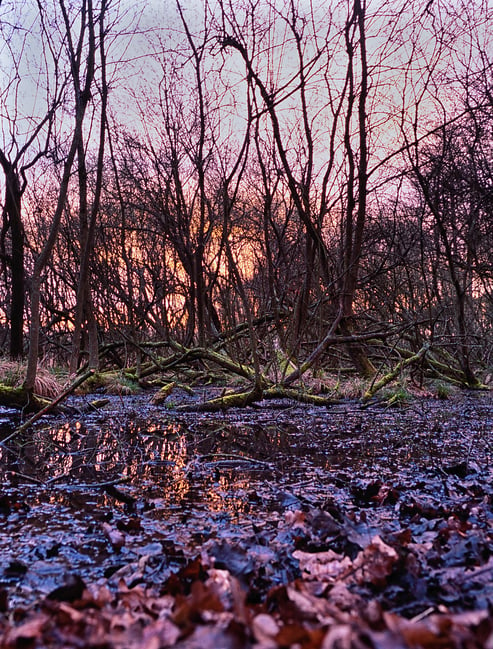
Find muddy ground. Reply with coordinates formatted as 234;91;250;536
1;388;493;647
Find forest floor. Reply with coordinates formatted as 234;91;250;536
1;387;493;648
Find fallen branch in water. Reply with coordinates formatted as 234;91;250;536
197;453;274;469
0;369;95;446
176;385;263;412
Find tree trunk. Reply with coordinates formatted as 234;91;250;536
0;164;25;359
69;1;108;373
337;0;376;378
24;0;98;391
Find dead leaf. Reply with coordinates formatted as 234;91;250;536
46;574;86;602
293;549;352;581
321;623;372;649
5;615;48;644
101;522;126;551
252;613;280;646
140;618;181;648
351;535;399;587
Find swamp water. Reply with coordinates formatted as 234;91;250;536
1;390;493;614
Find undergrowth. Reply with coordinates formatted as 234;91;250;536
0;359;64;398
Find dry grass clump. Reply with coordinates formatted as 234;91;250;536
0;359;63;398
303;373;368;399
103;372;140;395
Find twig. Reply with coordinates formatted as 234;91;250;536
5;471;46;486
46;476;132;489
409;607;436;623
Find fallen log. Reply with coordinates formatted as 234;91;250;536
363;343;430;401
0;369;95;445
263;386;340;406
176;385;263;412
0;384;48;412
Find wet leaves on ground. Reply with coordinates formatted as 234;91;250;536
0;390;493;646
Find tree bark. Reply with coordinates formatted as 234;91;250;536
69;0;107;373
24;0;97;391
0;161;25;358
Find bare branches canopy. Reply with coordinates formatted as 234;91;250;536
0;0;492;397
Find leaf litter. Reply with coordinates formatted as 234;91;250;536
0;390;493;647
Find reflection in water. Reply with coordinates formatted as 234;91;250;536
2;399;488;517
2;395;493;614
205;474;251;517
0;416;273;516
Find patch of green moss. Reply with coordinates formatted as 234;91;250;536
81;371;141;395
382;385;413;408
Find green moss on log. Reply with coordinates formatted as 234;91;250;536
363;343;430;401
263;386;339;406
0;383;48;412
177;386;262;412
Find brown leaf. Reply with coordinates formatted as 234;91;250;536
101;522;126;551
46;574;86;602
140;618;181;649
252;613;280;646
5;615;49;644
277;623;326;649
321;623;375;649
286;583;339;623
293;549;352;581
284;509;307;530
351;535;399;587
173;580;224;628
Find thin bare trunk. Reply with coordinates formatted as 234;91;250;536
24;0;96;391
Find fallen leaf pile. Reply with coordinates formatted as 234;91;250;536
2;472;493;648
1;545;492;648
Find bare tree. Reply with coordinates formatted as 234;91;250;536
400;0;493;385
24;0;100;391
0;1;65;357
218;0;382;376
68;0;110;373
407;112;492;385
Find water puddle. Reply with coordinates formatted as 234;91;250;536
1;391;493;608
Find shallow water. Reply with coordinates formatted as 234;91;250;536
1;390;493;611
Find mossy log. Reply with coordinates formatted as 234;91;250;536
176;383;340;412
170;342;260;382
394;345;482;388
176;386;263;412
1;370;96;444
77;398;111;413
80;369;140;393
150;382;176;405
262;386;340;406
0;384;49;412
363;343;430;401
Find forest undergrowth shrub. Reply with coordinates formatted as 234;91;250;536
380;384;413;407
318;373;368;399
0;359;63;398
432;380;454;400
